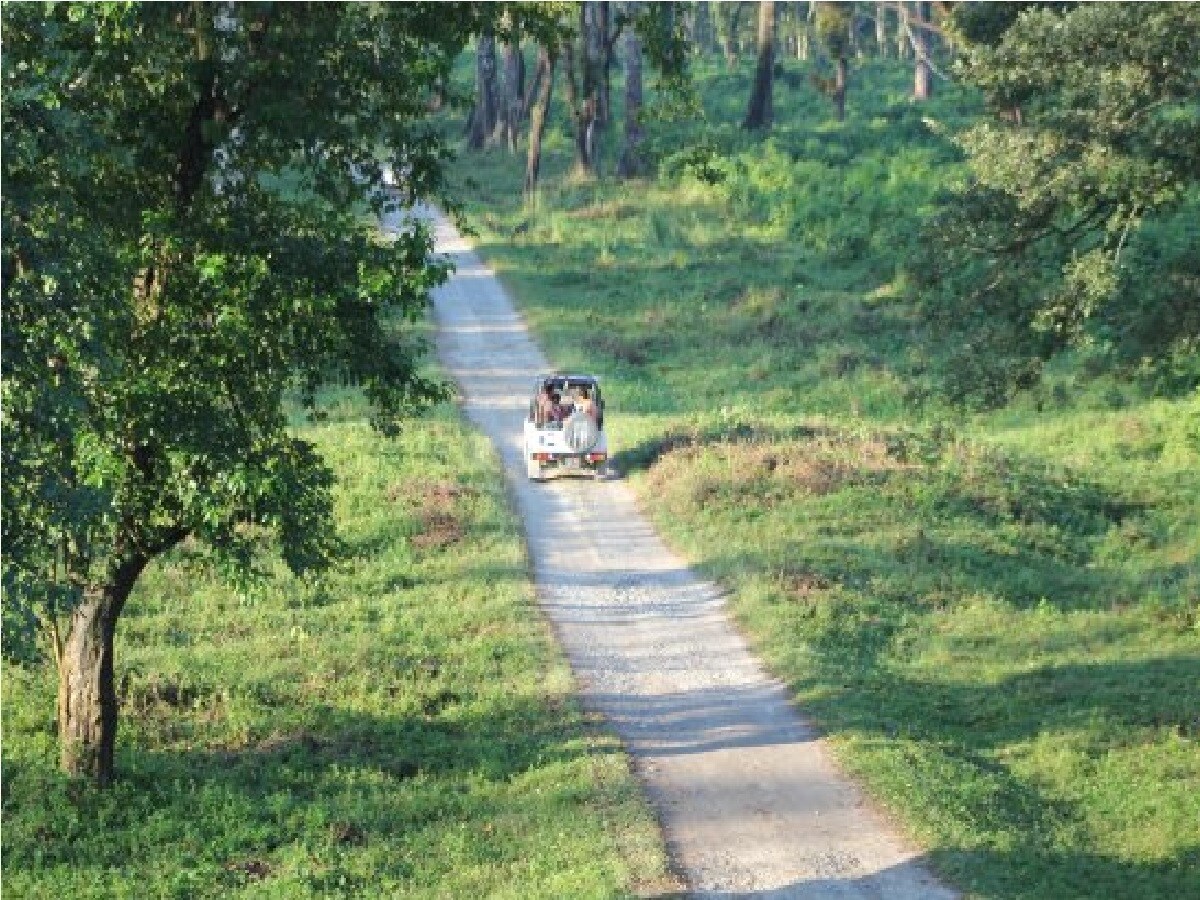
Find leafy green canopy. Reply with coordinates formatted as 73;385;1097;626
920;3;1200;406
2;3;478;656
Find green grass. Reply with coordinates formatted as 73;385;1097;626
2;396;677;898
446;49;1200;899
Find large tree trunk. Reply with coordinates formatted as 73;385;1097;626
912;1;933;101
743;1;776;129
522;51;543;119
875;2;888;57
501;39;525;153
525;47;556;195
467;30;498;150
593;3;612;127
617;22;644;176
57;556;146;785
563;27;598;174
833;54;847;121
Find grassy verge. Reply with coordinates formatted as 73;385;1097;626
2;396;676;899
446;53;1200;900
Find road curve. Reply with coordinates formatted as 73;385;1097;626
413;209;956;899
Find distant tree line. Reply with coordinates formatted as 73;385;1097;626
466;1;953;189
465;2;1200;402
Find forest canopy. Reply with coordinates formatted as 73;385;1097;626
922;2;1200;405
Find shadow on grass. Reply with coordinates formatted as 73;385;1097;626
610;421;845;475
924;845;1200;900
793;651;1200;755
643;846;1198;898
3;689;601;875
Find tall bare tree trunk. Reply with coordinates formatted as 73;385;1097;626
525;46;556;195
912;1;933;100
743;1;776;130
897;3;911;59
502;40;525;153
875;2;888;57
833;54;847;121
594;2;612;127
564;5;603;174
617;20;644;176
467;30;498;150
522;52;542;119
58;556;146;785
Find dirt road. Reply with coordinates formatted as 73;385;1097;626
418;209;955;899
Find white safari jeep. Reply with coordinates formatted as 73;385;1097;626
524;374;608;481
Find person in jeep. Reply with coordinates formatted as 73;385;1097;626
575;387;599;422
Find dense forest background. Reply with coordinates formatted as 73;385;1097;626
451;1;1200;406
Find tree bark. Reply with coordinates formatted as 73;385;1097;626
525;46;556;194
593;2;612;127
912;1;933;100
58;555;147;785
501;39;525;153
522;51;543;119
875;2;888;57
833;54;847;121
617;22;644;176
743;1;776;129
563;28;598;174
467;30;498;150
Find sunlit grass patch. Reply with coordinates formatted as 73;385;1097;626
2;400;676;898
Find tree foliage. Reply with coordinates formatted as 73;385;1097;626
2;2;477;782
919;3;1200;405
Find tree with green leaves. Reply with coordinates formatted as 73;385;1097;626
2;2;480;785
919;3;1200;405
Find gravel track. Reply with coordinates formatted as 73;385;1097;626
412;209;955;899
